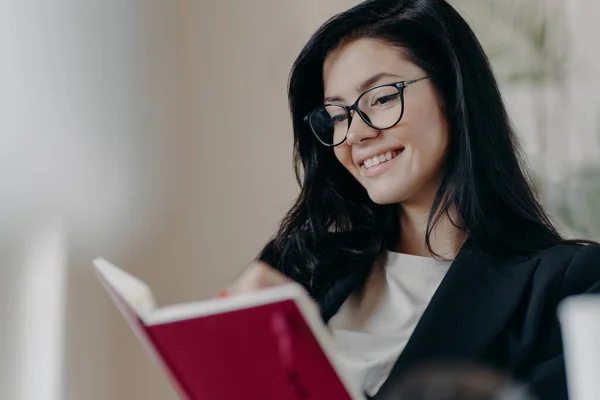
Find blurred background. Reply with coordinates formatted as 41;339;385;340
0;0;599;399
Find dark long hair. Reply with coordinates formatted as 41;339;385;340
258;0;571;320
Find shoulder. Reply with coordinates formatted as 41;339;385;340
530;242;600;296
532;242;600;270
504;243;600;398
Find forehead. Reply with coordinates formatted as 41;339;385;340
323;38;419;99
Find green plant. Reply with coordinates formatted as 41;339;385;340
453;0;567;83
454;0;568;178
547;165;600;240
452;0;600;239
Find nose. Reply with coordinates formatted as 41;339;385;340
345;111;380;145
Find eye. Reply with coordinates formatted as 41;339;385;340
372;92;400;107
331;114;348;124
323;105;349;125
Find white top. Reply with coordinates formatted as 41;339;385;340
328;251;452;396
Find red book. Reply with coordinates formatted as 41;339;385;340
94;258;365;400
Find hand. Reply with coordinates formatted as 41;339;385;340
222;261;293;297
221;261;322;325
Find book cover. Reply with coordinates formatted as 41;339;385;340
94;258;364;400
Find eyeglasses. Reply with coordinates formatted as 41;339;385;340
303;76;431;147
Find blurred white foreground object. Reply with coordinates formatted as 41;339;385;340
558;294;600;400
14;221;67;400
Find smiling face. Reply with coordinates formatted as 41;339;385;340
323;38;449;206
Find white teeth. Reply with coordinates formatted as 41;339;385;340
362;150;400;169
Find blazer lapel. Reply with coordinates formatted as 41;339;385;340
372;240;540;399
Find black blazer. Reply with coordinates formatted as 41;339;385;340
319;240;600;400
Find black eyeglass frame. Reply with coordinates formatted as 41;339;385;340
303;76;431;147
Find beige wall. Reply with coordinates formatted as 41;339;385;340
1;0;178;398
106;1;357;399
3;1;599;399
82;0;600;397
0;1;356;398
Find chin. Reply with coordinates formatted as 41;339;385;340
360;175;411;204
366;189;407;205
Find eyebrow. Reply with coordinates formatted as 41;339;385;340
323;72;404;104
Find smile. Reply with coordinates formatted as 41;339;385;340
362;150;402;169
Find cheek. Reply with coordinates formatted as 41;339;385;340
415;126;447;154
410;121;449;178
407;101;449;158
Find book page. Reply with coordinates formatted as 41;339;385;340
93;258;157;317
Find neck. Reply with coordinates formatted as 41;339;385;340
395;202;465;260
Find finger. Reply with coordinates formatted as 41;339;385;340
225;262;290;295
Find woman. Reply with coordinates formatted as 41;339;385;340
223;1;600;399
